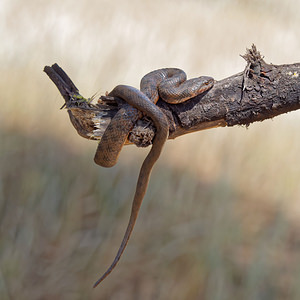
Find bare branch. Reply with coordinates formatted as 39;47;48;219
44;45;300;147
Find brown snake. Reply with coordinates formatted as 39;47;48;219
93;68;214;287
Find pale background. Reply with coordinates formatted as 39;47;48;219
1;0;300;299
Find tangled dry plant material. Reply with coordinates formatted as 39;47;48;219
44;44;300;287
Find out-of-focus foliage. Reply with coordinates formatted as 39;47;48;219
1;0;300;299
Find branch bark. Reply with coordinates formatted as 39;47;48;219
44;45;300;147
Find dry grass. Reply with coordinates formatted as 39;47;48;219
2;0;300;299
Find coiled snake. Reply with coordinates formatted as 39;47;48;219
93;68;214;287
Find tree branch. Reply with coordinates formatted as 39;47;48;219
44;45;300;147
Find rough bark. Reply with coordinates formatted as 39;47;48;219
44;45;300;147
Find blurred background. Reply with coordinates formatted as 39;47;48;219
1;0;300;299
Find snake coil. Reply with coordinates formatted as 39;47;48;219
93;69;214;287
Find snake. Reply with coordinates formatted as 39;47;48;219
93;68;214;287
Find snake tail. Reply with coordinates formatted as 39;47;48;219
93;85;169;287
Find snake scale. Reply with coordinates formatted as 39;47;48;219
93;68;214;287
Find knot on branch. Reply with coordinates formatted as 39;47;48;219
128;119;155;147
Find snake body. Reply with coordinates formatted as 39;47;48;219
93;69;214;287
94;69;214;167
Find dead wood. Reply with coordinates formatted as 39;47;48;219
44;45;300;147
